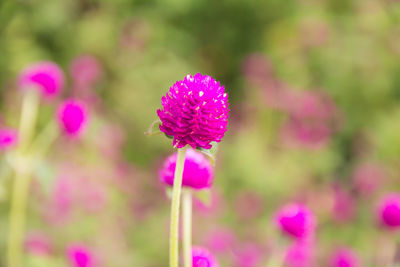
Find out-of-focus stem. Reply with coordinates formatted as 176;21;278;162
7;89;39;267
169;146;187;267
182;189;192;267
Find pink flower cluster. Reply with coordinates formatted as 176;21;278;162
157;73;229;149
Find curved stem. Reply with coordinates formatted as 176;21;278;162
7;90;39;267
169;146;187;267
182;189;192;267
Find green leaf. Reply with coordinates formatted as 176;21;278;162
196;142;218;165
145;119;162;136
193;189;211;206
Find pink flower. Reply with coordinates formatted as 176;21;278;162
192;246;219;267
377;193;400;229
332;185;356;223
69;54;102;89
285;239;315;267
18;61;64;98
67;244;93;267
330;247;361;267
281;91;339;149
0;127;17;150
352;162;385;196
233;243;263;267
205;228;237;254
157;73;229;149
25;232;52;256
57;99;89;137
275;203;316;239
159;148;214;190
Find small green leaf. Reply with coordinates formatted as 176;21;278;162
196;142;218;165
193;189;211;206
145;119;162;136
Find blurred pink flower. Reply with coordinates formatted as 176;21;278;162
205;228;237;254
352;162;385;196
242;53;273;88
275;203;316;239
234;191;264;221
0;127;17;150
285;239;315;267
329;247;361;267
69;54;102;89
67;244;94;267
192;246;219;267
159;148;214;190
18;61;64;99
233;242;263;267
25;232;52;256
377;193;400;229
193;189;223;215
281;91;340;149
57;99;89;137
332;185;356;223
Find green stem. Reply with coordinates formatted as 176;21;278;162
182;189;192;267
169;146;187;267
30;121;58;159
7;89;39;267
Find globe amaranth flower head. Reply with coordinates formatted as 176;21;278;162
275;203;316;239
192;246;219;267
57;99;89;137
67;244;93;267
377;193;400;229
329;247;361;267
18;61;64;99
157;73;229;149
0;127;17;150
159;148;214;190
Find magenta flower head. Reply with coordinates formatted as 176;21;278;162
192;246;219;267
330;247;361;267
159;148;214;190
57;99;89;137
275;203;316;239
18;61;64;99
0;128;17;150
377;193;400;229
67;244;93;267
69;54;102;88
157;73;229;149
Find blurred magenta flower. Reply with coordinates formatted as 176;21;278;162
69;54;102;89
285;239;315;267
18;61;64;98
234;191;264;221
157;73;229;149
329;247;361;267
159;148;214;190
332;185;356;223
275;203;316;239
378;193;400;229
0;127;17;150
25;232;52;256
233;243;263;267
192;246;219;267
352;162;385;196
67;244;93;267
281;91;339;149
57;99;89;137
205;228;237;254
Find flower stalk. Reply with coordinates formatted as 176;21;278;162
182;189;192;267
7;89;39;267
169;146;187;267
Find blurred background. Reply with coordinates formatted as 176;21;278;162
1;0;400;266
